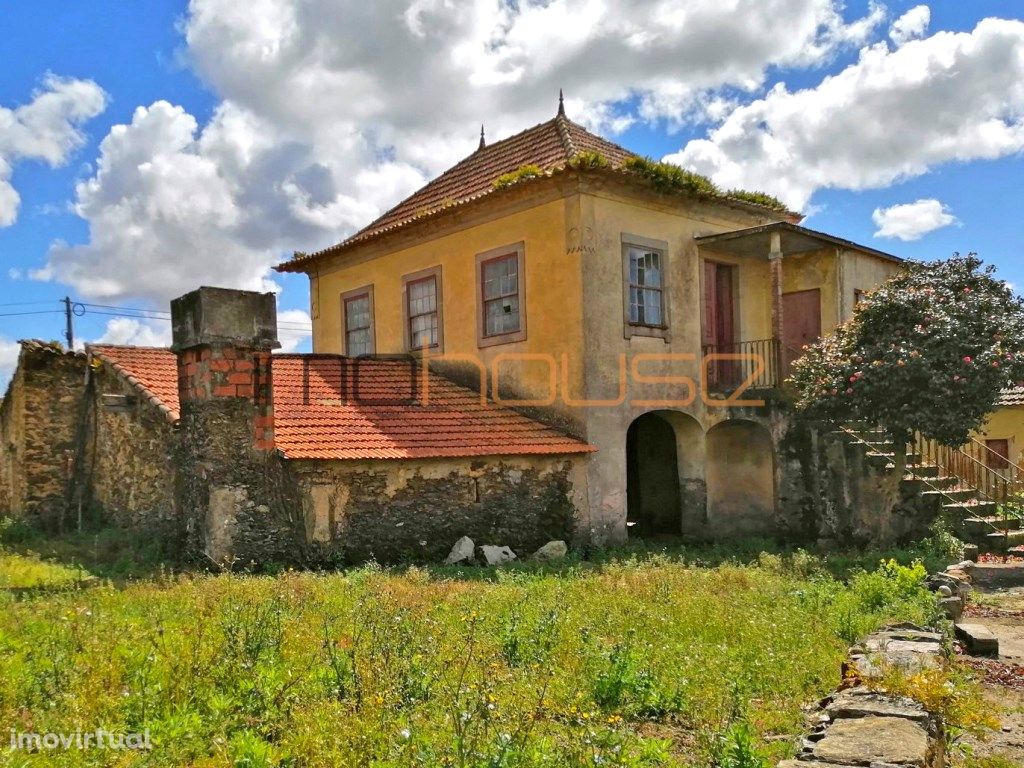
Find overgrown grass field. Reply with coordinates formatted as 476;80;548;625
0;548;940;768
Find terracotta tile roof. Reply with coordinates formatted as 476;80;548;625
998;387;1024;407
90;344;180;421
279;114;636;271
88;345;594;460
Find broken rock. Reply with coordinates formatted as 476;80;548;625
478;545;517;566
533;540;568;562
444;536;475;565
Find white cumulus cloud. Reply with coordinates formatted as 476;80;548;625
38;0;882;306
668;17;1024;210
890;5;931;46
277;308;312;353
872;198;957;241
94;317;173;348
0;75;107;226
0;338;20;392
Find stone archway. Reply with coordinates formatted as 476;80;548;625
625;410;704;538
705;419;776;538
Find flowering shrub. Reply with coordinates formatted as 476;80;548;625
791;254;1024;446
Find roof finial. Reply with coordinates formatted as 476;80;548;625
557;89;565;117
478;124;486;150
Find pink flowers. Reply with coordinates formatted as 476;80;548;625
963;356;972;364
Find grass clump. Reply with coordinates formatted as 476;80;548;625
568;150;610;169
622;156;721;197
493;164;545;189
725;189;790;212
0;554;946;767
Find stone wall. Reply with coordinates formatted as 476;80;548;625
175;397;304;567
84;363;178;535
777;422;936;547
779;623;946;768
0;342;87;529
292;455;588;564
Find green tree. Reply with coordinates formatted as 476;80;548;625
790;254;1024;446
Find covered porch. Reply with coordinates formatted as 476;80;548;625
694;221;900;390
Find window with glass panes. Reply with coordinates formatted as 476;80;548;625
626;245;664;326
344;293;373;356
407;276;439;350
481;253;521;337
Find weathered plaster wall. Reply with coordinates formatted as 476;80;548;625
837;248;904;322
86;363;177;533
0;342;86;529
309;181;586;433
706;419;777;537
292;454;589;563
577;183;780;541
782;247;839;329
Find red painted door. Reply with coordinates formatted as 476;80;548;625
986;439;1010;470
782;288;821;371
703;262;736;384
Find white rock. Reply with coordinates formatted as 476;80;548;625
533;540;568;562
479;545;517;566
937;585;953;598
444;536;475;565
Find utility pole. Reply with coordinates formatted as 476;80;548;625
63;296;74;350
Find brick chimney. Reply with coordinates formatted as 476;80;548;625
172;286;279;451
170;287;295;565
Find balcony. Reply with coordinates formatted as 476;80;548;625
701;338;783;391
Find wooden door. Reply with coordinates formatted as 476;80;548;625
703;262;737;384
782;288;821;371
986;439;1010;470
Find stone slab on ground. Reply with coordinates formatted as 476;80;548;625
811;715;930;766
971;562;1024;589
825;687;930;723
955;622;1000;657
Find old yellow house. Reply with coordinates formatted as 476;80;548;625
277;99;905;543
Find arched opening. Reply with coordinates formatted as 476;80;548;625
626;412;682;536
705;419;776;538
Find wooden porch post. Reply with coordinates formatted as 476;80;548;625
769;231;783;342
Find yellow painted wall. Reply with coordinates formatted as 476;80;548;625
309;196;585;423
782;248;840;331
838;249;905;322
977;406;1024;467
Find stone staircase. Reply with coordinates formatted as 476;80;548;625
840;425;1024;554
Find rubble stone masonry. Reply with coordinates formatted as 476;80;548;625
0;342;86;529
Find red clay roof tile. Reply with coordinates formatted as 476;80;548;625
278;115;635;271
88;345;594;461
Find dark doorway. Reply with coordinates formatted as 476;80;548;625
782;288;821;372
626;413;682;536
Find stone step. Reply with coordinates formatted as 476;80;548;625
921;487;978;503
964;515;1022;534
944;497;997;511
866;451;922;466
904;464;941;479
954;623;1000;657
986;529;1024;549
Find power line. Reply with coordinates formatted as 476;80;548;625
0;309;64;317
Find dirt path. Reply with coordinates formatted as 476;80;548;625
954;588;1024;766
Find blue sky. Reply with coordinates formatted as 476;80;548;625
1;1;1023;386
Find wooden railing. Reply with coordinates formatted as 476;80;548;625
702;338;782;390
910;433;1024;507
